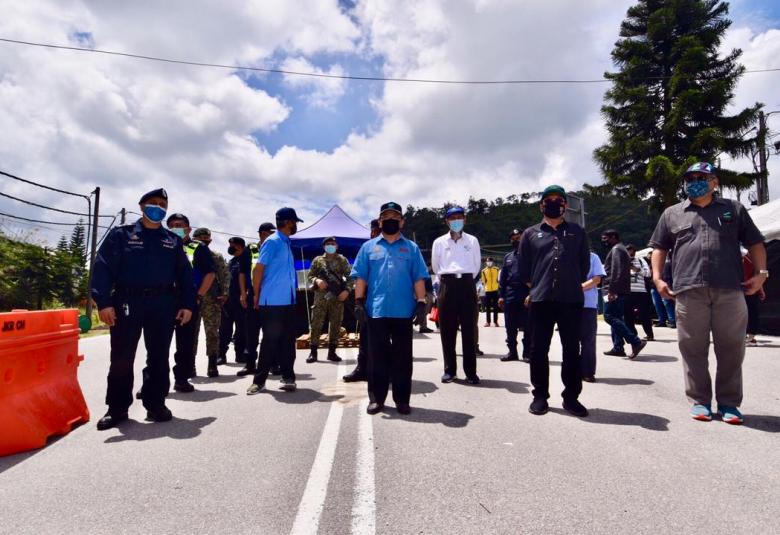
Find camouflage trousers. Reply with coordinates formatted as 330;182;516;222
309;294;344;346
194;293;221;358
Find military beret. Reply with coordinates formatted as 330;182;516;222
192;227;211;239
139;188;168;204
322;236;338;245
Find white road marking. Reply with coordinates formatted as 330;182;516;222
290;363;345;535
351;398;376;535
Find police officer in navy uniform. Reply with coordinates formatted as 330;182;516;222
91;188;195;430
499;228;531;362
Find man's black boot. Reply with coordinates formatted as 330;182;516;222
327;344;342;362
306;344;318;363
343;368;366;382
96;411;128;431
207;355;219;378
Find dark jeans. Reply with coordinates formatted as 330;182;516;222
438;275;477;378
529;301;583;401
627;291;654;339
745;294;761;335
172;301;198;383
484;291;499;324
107;294;176;413
367;317;413;406
651;288;676;325
504;299;530;358
604;295;640;350
252;305;296;384
579;307;598;378
219;298;247;360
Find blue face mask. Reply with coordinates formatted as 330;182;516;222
448;220;465;233
143;204;167;223
685;179;710;199
324;245;337;254
170;228;186;239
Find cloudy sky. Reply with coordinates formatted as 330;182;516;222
1;0;779;248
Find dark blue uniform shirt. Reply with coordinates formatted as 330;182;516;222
229;247;253;299
499;250;529;303
91;219;195;310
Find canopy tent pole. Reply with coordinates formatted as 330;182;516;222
300;247;311;329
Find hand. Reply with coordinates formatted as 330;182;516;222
239;294;248;309
759;287;766;301
99;307;116;327
414;301;426;325
176;309;192;325
337;290;349;302
498;297;505;311
741;275;766;296
354;300;368;325
317;278;328;291
523;295;531;308
607;292;617;302
654;280;676;300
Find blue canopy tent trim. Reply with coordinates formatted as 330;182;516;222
290;204;370;267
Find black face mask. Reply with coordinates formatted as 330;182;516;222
601;239;611;248
290;223;298;236
542;199;565;219
512;240;521;251
381;219;401;235
227;246;237;256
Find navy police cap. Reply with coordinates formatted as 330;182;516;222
683;162;716;177
258;222;276;233
380;202;403;216
139;188;167;204
275;207;304;223
166;212;189;226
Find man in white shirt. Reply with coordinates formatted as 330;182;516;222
431;206;482;384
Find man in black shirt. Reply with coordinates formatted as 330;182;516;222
498;228;530;362
518;185;590;417
219;238;254;375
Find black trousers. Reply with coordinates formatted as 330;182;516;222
107;294;176;412
745;294;761;335
244;306;264;368
579;307;598;378
253;305;296;384
219;298;247;361
355;321;369;372
627;291;654;339
438;275;477;378
484;291;499;324
529;301;583;402
504;299;530;358
367;317;413;406
172;301;198;383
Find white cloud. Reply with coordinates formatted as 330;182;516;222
281;57;347;108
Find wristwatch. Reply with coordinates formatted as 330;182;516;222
758;269;769;278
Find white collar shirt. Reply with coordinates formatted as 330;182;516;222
431;231;481;276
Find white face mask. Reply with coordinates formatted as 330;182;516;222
486;261;494;267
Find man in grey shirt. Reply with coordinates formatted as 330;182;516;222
650;162;767;425
601;230;646;359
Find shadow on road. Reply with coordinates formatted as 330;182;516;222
168;389;237;402
412;380;438;395
596;377;655;386
413;357;437;363
741;414;780;433
265;388;344;405
191;375;243;385
0;433;69;475
458;378;529;394
549;407;670;431
104;416;217;443
634;355;678;363
380;406;474;428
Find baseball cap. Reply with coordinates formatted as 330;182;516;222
683;162;716;178
166;213;189;226
139;188;168;204
258;222;276;233
228;237;246;247
380;202;403;216
541;185;567;201
509;228;522;239
275;207;304;223
445;206;466;219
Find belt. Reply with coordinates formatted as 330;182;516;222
115;285;175;297
440;273;474;280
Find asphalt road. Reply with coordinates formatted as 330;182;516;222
1;321;779;534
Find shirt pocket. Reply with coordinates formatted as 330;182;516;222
672;223;694;246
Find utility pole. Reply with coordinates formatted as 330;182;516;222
120;207;126;224
757;111;769;205
85;187;100;319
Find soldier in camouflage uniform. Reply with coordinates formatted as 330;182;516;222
191;228;229;377
306;237;353;363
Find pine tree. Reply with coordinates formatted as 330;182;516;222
593;0;760;207
69;221;88;305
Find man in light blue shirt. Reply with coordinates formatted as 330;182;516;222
351;202;428;415
580;252;606;382
247;207;303;395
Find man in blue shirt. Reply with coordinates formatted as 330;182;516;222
580;252;606;382
247;207;303;394
351;202;429;415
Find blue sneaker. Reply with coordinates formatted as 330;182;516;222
718;406;744;425
690;404;712;421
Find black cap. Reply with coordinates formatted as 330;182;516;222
166;213;189;226
509;228;522;238
275;207;304;223
370;219;380;230
258;222;276;233
486;257;494;262
380;202;403;216
321;236;338;246
229;237;246;247
139;188;168;204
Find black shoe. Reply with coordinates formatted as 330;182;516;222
173;381;195;393
327;346;342;362
528;398;549;415
343;369;367;382
603;348;627;357
96;412;128;431
668;323;676;329
501;353;520;362
563;399;589;417
396;403;411;415
367;402;384;415
306;346;318;363
237;366;256;377
475;347;485;356
522;356;531;363
629;340;647;359
582;376;596;383
466;375;481;385
146;406;173;422
135;389;142;400
419;327;433;334
215;356;227;366
280;378;297;392
441;373;456;383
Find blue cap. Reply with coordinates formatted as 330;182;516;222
445;206;465;219
139;188;168;204
683;162;716;177
275;207;304;223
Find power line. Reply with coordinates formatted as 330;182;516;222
3;37;779;85
0;169;89;199
0;190;113;218
0;210;109;228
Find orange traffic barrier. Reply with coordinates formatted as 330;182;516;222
0;309;90;456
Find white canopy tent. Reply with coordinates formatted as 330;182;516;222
748;198;780;242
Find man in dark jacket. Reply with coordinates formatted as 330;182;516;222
601;230;645;359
